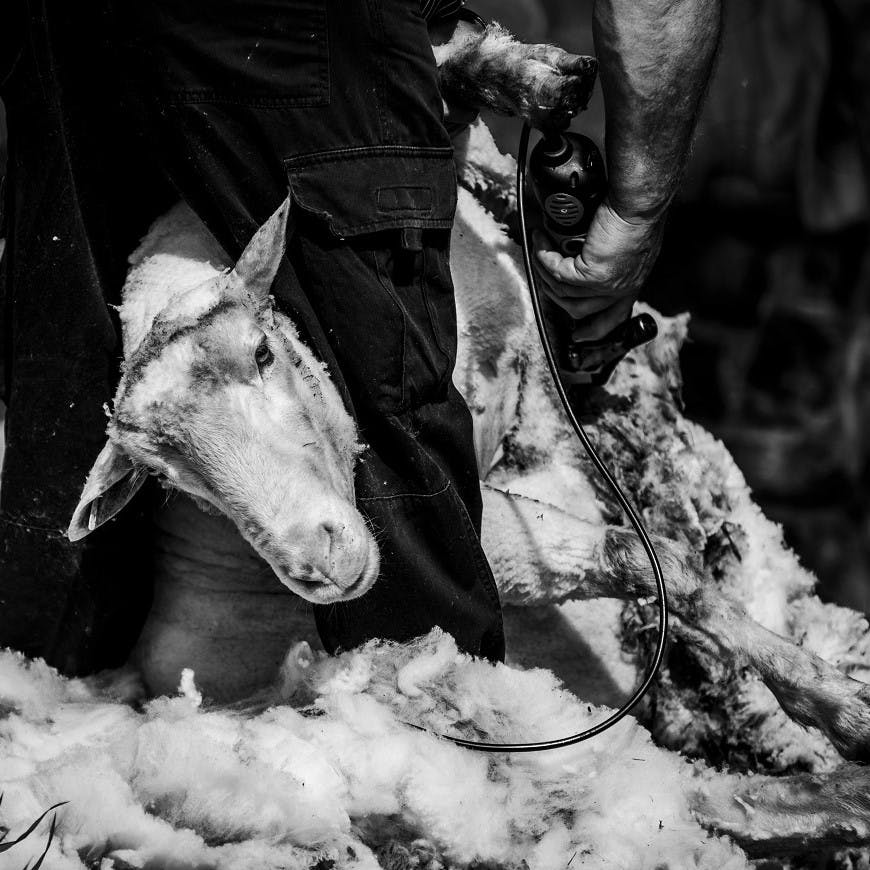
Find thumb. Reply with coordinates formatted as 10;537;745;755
533;230;595;285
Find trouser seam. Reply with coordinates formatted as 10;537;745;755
452;488;502;613
0;514;66;535
358;481;450;503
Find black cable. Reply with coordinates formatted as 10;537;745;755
418;123;669;753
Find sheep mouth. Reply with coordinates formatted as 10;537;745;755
334;541;380;600
278;538;380;604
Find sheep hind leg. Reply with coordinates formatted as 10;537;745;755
697;602;870;762
482;491;870;762
606;527;870;762
690;763;870;856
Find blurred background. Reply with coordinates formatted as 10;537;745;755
1;0;868;612
474;0;870;614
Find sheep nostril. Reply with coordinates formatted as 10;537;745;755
320;520;340;548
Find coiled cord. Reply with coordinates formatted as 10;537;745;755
417;123;669;753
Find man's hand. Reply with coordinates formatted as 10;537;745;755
532;199;665;341
532;0;721;341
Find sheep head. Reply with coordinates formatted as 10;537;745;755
69;198;380;605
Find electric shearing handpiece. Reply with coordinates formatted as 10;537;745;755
528;129;657;386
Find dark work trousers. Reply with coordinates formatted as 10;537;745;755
0;0;504;674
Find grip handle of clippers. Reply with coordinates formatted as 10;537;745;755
560;313;658;385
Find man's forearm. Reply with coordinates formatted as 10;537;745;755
593;0;722;220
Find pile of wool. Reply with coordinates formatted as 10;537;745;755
0;632;749;870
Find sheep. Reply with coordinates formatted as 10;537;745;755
65;19;603;703
62;113;870;779
62;20;870;767
1;20;861;863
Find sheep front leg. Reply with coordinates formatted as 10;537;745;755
434;22;598;129
481;485;702;608
131;494;322;703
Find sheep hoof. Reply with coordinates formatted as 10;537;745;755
829;683;870;762
519;49;598;128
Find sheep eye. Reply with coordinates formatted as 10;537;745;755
254;338;274;369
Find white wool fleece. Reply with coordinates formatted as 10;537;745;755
0;634;749;870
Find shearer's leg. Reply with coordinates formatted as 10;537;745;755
289;215;503;659
0;0;172;673
109;0;505;661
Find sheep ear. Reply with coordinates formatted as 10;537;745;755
231;195;291;302
68;441;149;542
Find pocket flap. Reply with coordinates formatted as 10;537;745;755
285;146;457;238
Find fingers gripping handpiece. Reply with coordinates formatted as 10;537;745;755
528;127;658;385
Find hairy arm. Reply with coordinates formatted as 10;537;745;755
595;0;721;218
535;0;722;338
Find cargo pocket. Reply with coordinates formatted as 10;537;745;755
285;146;458;414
